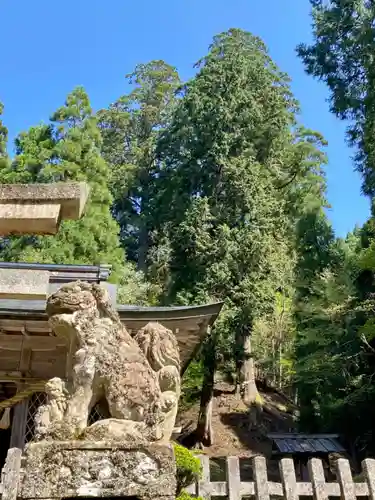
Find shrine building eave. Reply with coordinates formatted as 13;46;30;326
0;299;224;381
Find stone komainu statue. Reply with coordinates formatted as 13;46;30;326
34;281;181;443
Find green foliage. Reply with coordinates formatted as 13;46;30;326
252;291;296;390
177;491;204;500
293;0;375;457
98;60;181;272
297;0;375;197
180;360;205;409
149;29;327;399
174;443;202;496
0;87;125;281
0;88;152;304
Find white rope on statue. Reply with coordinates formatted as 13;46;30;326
0;381;46;411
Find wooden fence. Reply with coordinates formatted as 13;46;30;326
186;455;375;499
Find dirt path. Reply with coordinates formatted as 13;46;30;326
177;381;296;458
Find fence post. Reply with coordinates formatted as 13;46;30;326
253;455;269;500
1;447;21;500
309;458;328;500
197;455;211;499
280;457;298;500
363;459;375;500
226;457;241;500
336;458;355;500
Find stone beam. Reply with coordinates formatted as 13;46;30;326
0;182;89;235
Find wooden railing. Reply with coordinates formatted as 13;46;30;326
186;455;375;499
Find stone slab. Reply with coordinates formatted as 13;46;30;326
0;203;61;235
0;182;89;220
0;269;50;300
20;441;176;500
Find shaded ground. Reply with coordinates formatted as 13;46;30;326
176;381;296;459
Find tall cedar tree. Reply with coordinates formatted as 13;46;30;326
0;103;7;160
0;88;126;282
98;61;180;271
251;126;330;394
151;29;327;444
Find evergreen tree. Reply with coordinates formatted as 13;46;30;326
0;102;10;177
295;0;375;456
150;29;328;443
0;88;127;284
98;61;181;271
293;209;345;430
0;102;11;255
297;0;375;198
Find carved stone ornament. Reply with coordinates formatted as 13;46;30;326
35;281;181;444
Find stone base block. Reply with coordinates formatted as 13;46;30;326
20;441;176;500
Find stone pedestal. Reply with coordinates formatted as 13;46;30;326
20;441;176;500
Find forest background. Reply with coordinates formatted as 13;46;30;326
2;0;375;460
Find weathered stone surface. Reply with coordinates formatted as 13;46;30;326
35;281;181;443
0;182;89;220
0;269;50;300
0;203;61;235
0;183;89;234
20;441;176;500
1;447;21;500
135;323;181;443
34;378;68;440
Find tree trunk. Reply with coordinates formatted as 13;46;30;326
239;334;263;431
272;338;276;387
137;179;150;273
196;386;214;447
195;332;215;447
241;335;260;405
137;222;149;273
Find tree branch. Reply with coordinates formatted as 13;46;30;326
360;333;375;353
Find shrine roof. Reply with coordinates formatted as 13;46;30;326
0;299;223;375
0;261;223;375
268;433;346;455
0;298;222;318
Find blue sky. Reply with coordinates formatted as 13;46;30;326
1;0;369;237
